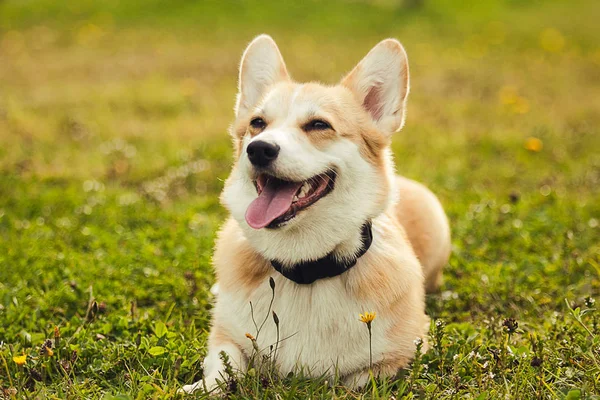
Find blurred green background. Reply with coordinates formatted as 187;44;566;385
0;0;599;398
2;0;599;181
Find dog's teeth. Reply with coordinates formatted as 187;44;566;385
299;182;310;198
293;195;299;202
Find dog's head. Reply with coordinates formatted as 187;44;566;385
221;35;410;265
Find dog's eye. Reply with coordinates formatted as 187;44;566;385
304;120;332;131
250;117;267;130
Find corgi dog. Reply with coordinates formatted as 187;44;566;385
182;34;451;394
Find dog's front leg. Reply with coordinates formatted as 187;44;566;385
342;362;402;390
181;328;246;394
342;369;372;390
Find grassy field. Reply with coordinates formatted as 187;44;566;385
1;0;599;398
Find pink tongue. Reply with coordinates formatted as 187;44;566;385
245;180;303;229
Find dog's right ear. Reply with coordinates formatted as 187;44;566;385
235;35;290;118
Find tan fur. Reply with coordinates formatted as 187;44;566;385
217;176;450;298
212;208;430;373
347;209;430;363
182;35;451;394
233;82;389;167
204;204;436;388
208;323;236;347
213;218;271;294
394;176;451;292
231;81;393;214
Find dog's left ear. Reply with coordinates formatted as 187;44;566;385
235;34;290;118
342;39;410;134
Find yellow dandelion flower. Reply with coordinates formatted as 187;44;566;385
525;137;543;152
245;332;260;353
13;354;27;365
359;312;376;370
359;312;376;324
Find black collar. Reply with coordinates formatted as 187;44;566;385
270;222;373;285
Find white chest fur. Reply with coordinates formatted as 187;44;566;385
213;271;392;378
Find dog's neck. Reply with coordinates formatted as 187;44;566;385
269;221;373;284
329;223;372;263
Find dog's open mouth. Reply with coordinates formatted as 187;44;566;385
245;171;336;229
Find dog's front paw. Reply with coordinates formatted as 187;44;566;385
180;381;203;395
180;373;223;395
343;370;371;390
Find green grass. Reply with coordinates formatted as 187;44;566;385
1;0;599;398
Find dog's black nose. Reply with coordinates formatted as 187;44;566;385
247;141;280;167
